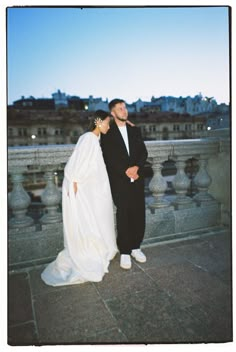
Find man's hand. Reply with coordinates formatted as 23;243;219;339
126;166;139;180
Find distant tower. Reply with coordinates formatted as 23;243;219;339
52;90;68;109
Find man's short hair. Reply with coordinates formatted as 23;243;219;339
108;98;125;111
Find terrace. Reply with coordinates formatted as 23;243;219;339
7;132;232;345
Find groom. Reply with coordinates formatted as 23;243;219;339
101;99;148;269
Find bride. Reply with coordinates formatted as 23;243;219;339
41;110;118;286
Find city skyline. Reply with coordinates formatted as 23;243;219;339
9;89;227;105
7;6;230;106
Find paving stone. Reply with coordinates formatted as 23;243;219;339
94;267;157;300
213;268;232;285
83;328;128;343
130;318;203;343
168;232;232;276
8;232;232;345
8;272;34;326
145;262;207;308
33;284;117;344
105;287;209;343
136;244;186;269
185;300;232;342
8;321;39;346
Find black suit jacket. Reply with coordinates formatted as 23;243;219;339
101;121;148;201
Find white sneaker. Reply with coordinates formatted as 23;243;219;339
131;249;147;263
120;254;132;269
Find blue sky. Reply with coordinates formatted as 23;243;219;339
7;6;230;105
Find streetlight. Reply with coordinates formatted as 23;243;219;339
54;172;58;187
31;134;37;145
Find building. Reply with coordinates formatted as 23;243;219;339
7;107;208;147
11;91;228;116
206;103;230;130
52;90;68;109
131;111;207;140
12;96;55;110
139;93;219;115
7;108;90;146
8;91;229;146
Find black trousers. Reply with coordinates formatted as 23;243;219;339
112;180;146;254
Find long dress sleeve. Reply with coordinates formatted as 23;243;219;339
64;133;95;184
62;132;97;201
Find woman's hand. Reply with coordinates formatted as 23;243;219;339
73;182;78;194
126;120;135;127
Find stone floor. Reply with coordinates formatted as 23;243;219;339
8;230;232;346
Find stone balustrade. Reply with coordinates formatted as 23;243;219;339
8;135;230;269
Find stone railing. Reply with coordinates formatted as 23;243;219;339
8;135;230;269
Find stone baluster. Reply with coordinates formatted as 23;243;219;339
193;155;215;205
8;168;34;228
172;157;194;209
148;157;169;210
40;168;62;224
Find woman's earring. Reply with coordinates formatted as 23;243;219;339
94;117;103;128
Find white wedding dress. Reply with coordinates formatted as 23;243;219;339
41;132;118;286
